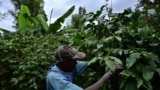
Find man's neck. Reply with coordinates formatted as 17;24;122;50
56;64;74;72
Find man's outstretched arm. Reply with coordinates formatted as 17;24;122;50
84;64;123;90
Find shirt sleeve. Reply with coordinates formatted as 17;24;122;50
74;61;88;76
46;72;83;90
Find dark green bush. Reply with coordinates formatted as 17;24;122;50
59;2;160;90
0;32;60;90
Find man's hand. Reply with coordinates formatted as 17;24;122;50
109;64;124;74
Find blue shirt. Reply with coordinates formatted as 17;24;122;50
46;61;88;90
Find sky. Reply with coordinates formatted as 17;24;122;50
0;0;138;31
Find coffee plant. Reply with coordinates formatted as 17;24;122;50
59;1;160;90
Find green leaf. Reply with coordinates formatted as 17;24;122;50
37;14;48;32
131;10;141;21
115;29;122;34
112;49;123;56
120;77;129;89
84;12;94;21
120;70;136;77
136;77;143;88
18;5;32;31
148;9;156;15
98;51;103;57
142;66;154;81
104;56;116;70
138;26;152;39
124;50;129;55
88;57;98;65
94;4;106;18
103;36;113;42
145;53;160;63
156;68;160;76
125;14;132;18
97;14;106;24
126;53;141;69
11;78;18;85
97;44;103;49
109;56;122;64
48;5;75;33
143;81;153;90
115;36;122;42
125;78;137;90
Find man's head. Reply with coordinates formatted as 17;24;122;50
54;45;86;72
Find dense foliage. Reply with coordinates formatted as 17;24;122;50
0;32;55;90
0;0;160;90
57;1;160;90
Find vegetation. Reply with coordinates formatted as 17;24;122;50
9;0;47;29
0;0;160;90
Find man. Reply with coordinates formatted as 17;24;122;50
46;45;123;90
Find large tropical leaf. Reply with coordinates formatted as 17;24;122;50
48;5;75;34
18;5;32;32
36;14;48;33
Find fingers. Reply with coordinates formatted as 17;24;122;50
116;64;123;70
113;63;124;74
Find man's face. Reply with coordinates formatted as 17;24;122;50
58;59;77;72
